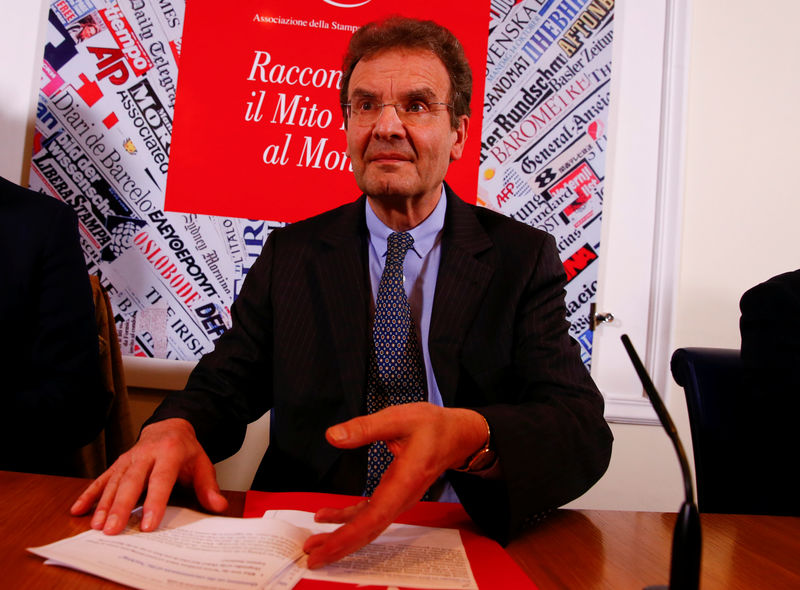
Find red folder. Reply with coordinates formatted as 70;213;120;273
244;491;537;590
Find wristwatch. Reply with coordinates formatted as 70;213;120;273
454;414;496;472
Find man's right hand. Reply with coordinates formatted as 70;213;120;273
70;418;228;534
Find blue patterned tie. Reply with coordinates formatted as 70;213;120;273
364;232;427;497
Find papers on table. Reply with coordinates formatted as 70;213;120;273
263;510;478;589
29;506;478;590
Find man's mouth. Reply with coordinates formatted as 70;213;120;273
367;151;412;164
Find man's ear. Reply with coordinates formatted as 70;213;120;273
450;115;469;162
343;116;351;158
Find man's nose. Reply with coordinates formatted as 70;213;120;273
372;104;406;138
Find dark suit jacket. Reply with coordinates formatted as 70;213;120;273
739;269;800;515
151;187;613;541
0;176;108;474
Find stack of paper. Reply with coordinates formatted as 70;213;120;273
29;506;478;590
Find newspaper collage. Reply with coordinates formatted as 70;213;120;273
32;0;285;360
479;0;613;366
30;0;612;367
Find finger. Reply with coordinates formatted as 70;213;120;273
70;468;113;515
102;454;155;534
325;421;370;449
303;531;331;554
305;514;387;568
305;496;397;569
191;455;228;514
306;474;431;566
326;404;427;449
137;454;184;532
314;499;369;524
90;463;129;530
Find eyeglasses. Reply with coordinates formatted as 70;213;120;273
342;100;453;126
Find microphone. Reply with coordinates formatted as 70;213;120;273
620;334;701;590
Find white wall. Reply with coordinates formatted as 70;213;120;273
570;0;800;511
3;0;798;509
0;0;48;184
677;0;800;338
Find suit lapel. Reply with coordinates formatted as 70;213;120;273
310;190;495;412
313;197;370;418
430;188;495;406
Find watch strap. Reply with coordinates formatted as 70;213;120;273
454;413;496;472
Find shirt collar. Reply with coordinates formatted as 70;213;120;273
365;186;447;260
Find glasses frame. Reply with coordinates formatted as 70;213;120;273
342;101;454;126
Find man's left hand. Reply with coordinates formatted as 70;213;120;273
302;402;487;568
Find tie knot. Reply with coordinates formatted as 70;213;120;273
386;232;414;267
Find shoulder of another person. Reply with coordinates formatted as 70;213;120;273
766;269;800;295
741;269;800;311
0;180;76;243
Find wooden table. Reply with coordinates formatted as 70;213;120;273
1;471;797;589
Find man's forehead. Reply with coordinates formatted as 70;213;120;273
347;48;450;96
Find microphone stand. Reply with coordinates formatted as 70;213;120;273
620;335;701;590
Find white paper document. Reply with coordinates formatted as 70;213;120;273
263;510;478;589
29;507;307;589
29;507;478;590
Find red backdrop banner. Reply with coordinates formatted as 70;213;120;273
165;0;489;222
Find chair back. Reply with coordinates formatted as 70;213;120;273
72;276;135;477
670;347;749;514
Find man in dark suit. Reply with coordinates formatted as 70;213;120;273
0;175;108;474
739;269;800;515
73;17;612;566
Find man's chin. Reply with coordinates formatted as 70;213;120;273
360;178;414;201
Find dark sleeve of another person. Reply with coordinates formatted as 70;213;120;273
739;269;800;515
740;269;800;392
0;182;109;473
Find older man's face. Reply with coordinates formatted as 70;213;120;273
344;48;468;205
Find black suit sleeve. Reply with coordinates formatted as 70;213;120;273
449;232;612;542
1;180;107;472
146;233;278;461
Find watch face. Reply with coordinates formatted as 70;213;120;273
467;448;496;472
